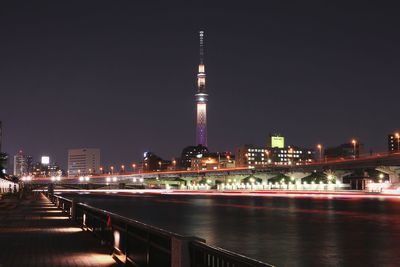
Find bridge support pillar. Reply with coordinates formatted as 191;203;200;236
287;172;311;183
325;170;352;183
252;173;277;183
376;166;400;184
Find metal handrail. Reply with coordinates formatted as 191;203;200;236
77;201;190;239
49;193;274;267
190;240;274;267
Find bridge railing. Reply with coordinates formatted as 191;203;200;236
47;193;274;267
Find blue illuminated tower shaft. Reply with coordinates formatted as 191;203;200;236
196;31;208;146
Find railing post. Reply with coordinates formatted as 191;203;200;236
71;199;77;221
171;237;203;267
171;237;190;267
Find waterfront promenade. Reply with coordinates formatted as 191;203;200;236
0;193;119;267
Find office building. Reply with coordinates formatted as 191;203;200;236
13;150;29;176
269;146;315;165
388;133;400;152
236;134;315;168
68;148;100;176
181;145;209;170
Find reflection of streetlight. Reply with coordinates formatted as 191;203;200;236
351;139;357;159
317;144;322;161
396;133;400;151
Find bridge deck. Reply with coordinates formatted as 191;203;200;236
0;193;119;267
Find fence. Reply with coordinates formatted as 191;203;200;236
0;178;18;194
48;193;274;267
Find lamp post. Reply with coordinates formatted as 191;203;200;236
132;163;136;173
110;166;114;174
396;133;400;151
158;161;162;171
265;150;270;165
351;139;357;159
172;160;177;170
317;144;322;161
121;165;125;174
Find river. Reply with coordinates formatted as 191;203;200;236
61;192;400;267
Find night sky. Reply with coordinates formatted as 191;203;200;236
1;1;399;168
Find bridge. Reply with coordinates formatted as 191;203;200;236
25;152;400;189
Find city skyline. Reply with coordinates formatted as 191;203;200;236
1;1;400;168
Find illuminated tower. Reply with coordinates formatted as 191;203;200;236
196;30;208;146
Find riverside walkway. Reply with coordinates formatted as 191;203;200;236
0;193;119;267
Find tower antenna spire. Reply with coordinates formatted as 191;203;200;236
199;30;204;65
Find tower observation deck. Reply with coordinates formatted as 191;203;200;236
196;30;208;147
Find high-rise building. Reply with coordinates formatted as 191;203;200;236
195;30;208;147
13;150;29;176
31;161;62;177
0;121;2;153
68;148;100;176
388;133;400;152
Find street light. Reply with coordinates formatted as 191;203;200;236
110;166;114;174
172;160;177;170
265;150;270;165
351;139;357;159
121;165;125;173
317;144;322;161
132;163;136;173
395;132;400;151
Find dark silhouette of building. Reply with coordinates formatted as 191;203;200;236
180;145;209;170
142;152;170;172
324;143;363;160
